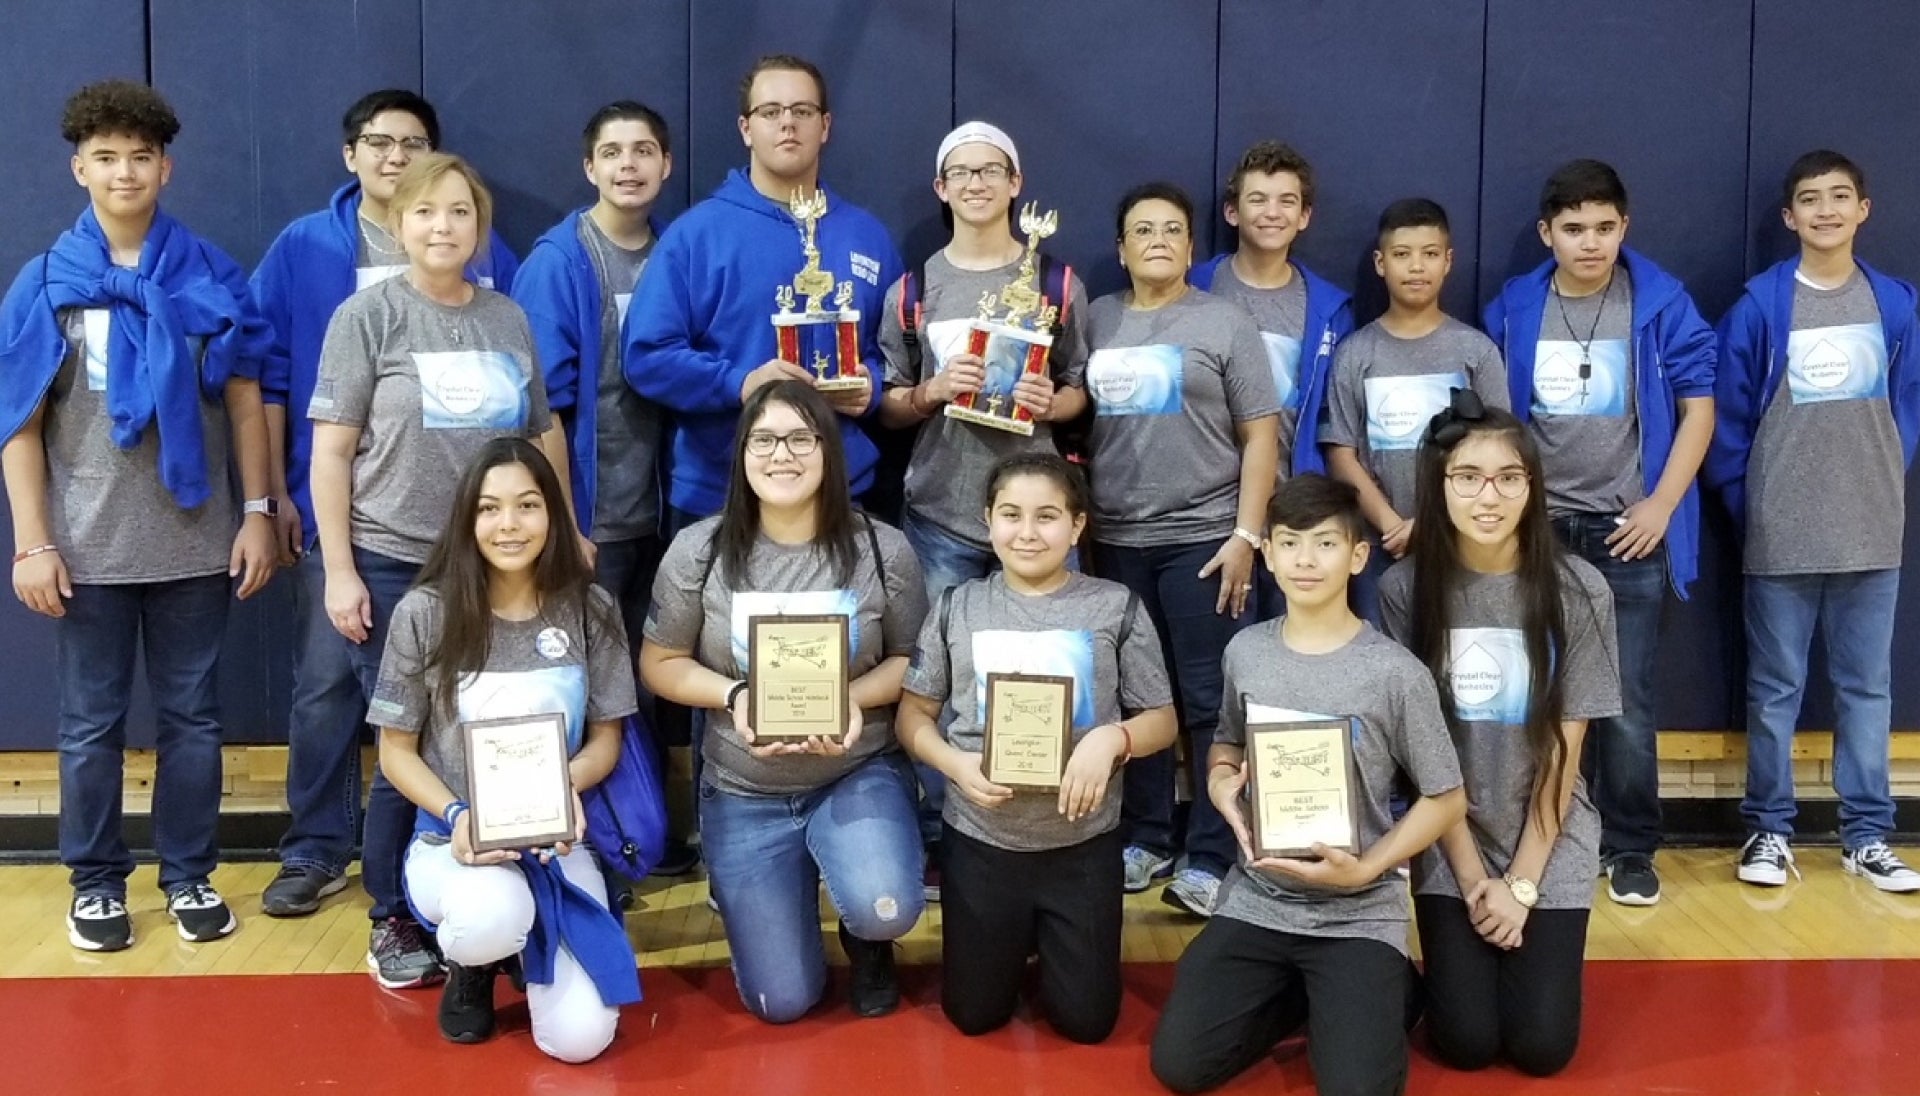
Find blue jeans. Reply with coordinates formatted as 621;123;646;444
1553;513;1665;860
57;575;229;898
1096;538;1253;878
344;546;425;922
1741;570;1898;848
698;753;925;1023
278;550;372;877
902;510;1000;847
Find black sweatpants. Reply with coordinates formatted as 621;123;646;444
1414;894;1588;1077
939;823;1124;1044
1150;914;1418;1096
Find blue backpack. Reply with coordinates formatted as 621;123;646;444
582;710;669;882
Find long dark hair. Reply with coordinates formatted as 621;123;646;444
1405;399;1574;825
712;380;860;587
414;437;612;721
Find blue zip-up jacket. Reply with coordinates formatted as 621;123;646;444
1484;247;1717;598
624;169;903;518
1703;256;1920;530
1190;254;1353;475
511;208;663;537
248;182;520;547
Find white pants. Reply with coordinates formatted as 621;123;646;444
404;838;622;1063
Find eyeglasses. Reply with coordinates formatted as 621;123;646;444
745;102;823;124
1446;471;1531;499
1125;221;1189;242
355;133;432;156
745;430;821;458
941;163;1012;185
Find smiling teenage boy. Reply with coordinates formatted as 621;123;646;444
1482;160;1717;907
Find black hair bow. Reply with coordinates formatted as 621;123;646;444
1424;387;1486;448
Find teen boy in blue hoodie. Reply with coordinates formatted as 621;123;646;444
248;90;518;988
1707;150;1920;895
1483;160;1716;908
625;54;903;526
0;81;277;953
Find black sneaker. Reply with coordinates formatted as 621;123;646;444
1842;841;1920;894
261;865;348;918
367;916;446;989
67;893;133;952
1736;831;1799;887
652;840;702;878
1605;854;1662;907
167;883;239;942
838;920;900;1018
438;961;498;1044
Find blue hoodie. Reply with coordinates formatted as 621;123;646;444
511;207;663;537
1483;247;1717;599
624;169;903;517
1190;255;1354;475
248;182;519;547
1704;256;1919;529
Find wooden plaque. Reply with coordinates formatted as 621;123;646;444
1244;717;1360;859
747;614;851;742
981;673;1075;791
460;712;576;853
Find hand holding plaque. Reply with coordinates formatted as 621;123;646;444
981;673;1074;792
945;203;1062;437
461;712;578;853
746;614;852;746
1243;717;1360;860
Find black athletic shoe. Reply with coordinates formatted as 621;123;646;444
67;893;133;952
838;920;900;1018
1605;855;1662;907
652;840;703;878
438;962;498;1044
261;865;349;918
167;883;239;942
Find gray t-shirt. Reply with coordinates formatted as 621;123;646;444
1083;290;1280;547
1529;271;1643;515
578;214;661;544
367;584;640;802
1745;271;1901;575
880;251;1091;550
310;276;552;564
355;216;411;290
42;308;232;585
644;516;929;796
1378;558;1620;911
900;572;1172;852
1210;622;1463;956
1209;262;1310;474
1324;318;1510;521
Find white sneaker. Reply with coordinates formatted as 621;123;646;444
1736;832;1799;887
1842;842;1920;894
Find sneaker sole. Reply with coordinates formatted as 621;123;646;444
1606;884;1661;907
1736;866;1788;887
1161;885;1215;919
365;952;447;990
261;874;351;918
66;915;132;953
172;910;239;943
1843;861;1920;894
1122;865;1175;895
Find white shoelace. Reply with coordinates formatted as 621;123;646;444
169;883;222;911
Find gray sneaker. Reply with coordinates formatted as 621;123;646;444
1162;868;1221;918
1122;845;1174;894
367;917;445;989
261;865;348;918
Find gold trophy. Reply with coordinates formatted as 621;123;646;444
773;190;867;393
945;202;1063;436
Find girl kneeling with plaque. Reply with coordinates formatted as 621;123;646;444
641;380;929;1022
898;453;1177;1044
370;439;641;1060
1378;393;1621;1078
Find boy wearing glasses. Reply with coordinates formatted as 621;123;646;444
247;90;518;988
1707;150;1920;894
626;54;902;528
1482;160;1717;907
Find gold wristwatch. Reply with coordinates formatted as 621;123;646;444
1503;873;1539;909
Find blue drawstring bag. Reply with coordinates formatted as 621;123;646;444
583;711;668;881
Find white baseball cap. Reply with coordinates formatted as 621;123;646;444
936;121;1021;177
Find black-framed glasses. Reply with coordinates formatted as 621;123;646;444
941;163;1011;185
745;430;821;458
355;133;432;156
745;102;823;123
1446;471;1530;499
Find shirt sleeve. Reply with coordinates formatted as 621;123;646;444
878;275;916;388
1220;304;1283;422
367;591;435;732
901;589;953;702
1322;340;1365;449
1468;330;1512;412
310;296;378;426
1053;274;1094;390
1560;566;1624;721
584;585;640;723
643;526;713;655
1213;635;1248;748
511;305;553;436
876;525;930;659
1390;665;1464;797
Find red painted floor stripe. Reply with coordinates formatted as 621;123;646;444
10;960;1920;1094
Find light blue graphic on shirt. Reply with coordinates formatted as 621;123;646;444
926;318;972;372
414;350;531;430
1261;332;1304;412
1088;344;1184;417
356;265;407;292
1447;627;1530;725
454;664;588;753
1531;338;1629;418
1245;701;1360;748
615;293;633;327
1365;371;1464;451
82;309;111;392
1786;322;1889;405
730;589;859;676
971;629;1096;730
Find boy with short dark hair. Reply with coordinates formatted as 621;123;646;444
1150;473;1465;1096
1483;159;1717;907
1706;149;1920;894
0;80;276;951
1324;199;1509;568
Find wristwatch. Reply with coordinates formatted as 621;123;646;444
243;497;280;518
1502;873;1539;909
1231;526;1263;551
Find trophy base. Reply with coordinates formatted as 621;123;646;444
944;403;1036;437
812;377;870;393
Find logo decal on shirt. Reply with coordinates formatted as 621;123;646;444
535;627;572;660
1261;332;1304;411
1786;322;1888;405
356;265;407;292
1088;344;1184;417
971;629;1097;730
1446;627;1530;725
1532;339;1629;418
82;309;111;392
413;350;531;430
1365;371;1465;451
849;252;881;286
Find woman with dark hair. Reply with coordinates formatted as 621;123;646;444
372;438;640;1060
1083;182;1281;916
640;380;929;1023
1378;392;1620;1077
